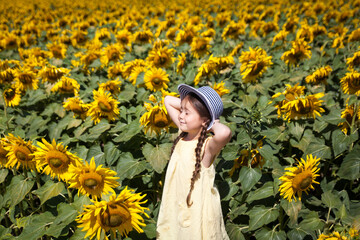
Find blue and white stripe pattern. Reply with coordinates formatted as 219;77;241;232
178;84;223;130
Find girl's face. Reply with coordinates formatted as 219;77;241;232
178;98;206;135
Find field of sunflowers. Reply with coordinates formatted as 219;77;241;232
0;0;360;239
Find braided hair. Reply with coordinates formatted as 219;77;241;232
169;92;211;207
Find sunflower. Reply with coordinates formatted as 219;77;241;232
165;27;179;41
338;104;360;135
95;28;111;41
281;38;312;67
0;138;10;167
260;21;279;37
14;66;39;91
33;138;82;181
281;92;325;121
108;62;125;79
79;50;102;70
317;231;348;240
222;21;246;41
239;47;273;83
272;30;289;46
340;70;360;96
212;81;230;97
39;65;70;83
305;65;332;85
229;42;244;57
143;67;170;92
87;88;120;125
271;83;305;118
348;28;360;43
68;157;119;200
63;97;89;120
146;46;175;69
71;29;88;47
311;23;327;38
229;140;265;177
46;41;67;59
3;86;21;107
51;76;80;96
279;154;320;202
4;134;37;171
190;36;211;59
100;43;125;66
122;59;148;79
140;101;174;136
331;35;345;54
133;29;153;45
176;53;186;75
175;24;198;46
1;32;18;50
115;29;133;48
296;24;314;43
99;79;122;97
0;68;16;85
76;187;149;239
129;65;148;85
346;51;360;70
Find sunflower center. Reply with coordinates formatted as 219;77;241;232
349;76;360;88
98;100;112;112
84;178;99;190
5;89;15;99
292;170;313;190
47;150;69;169
159;56;167;65
152;77;162;85
15;145;32;161
101;203;131;228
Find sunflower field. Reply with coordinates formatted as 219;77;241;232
0;0;360;239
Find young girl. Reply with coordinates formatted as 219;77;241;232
156;84;231;240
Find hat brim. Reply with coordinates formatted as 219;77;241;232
178;84;215;130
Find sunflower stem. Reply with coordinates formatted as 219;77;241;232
110;230;118;240
326;207;331;224
67;186;74;203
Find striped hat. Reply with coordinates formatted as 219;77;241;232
178;84;223;130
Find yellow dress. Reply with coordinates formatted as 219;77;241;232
156;137;229;240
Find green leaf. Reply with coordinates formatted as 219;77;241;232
303;142;332;160
17;212;56;240
280;199;302;225
337;146;360;180
86;119;111;141
322;109;343;125
116;152;147;180
48;114;74;140
222;144;239;161
0;225;12;240
87;145;105;164
255;228;286;240
299;211;324;231
142;143;172;173
0;169;8;184
119;84;136;102
104;141;121;165
246;182;274;203
290;129;314;152
45;203;78;238
4;175;34;208
248;205;279;231
287;228;310;240
113;120;141;142
289;122;304;141
242;94;258;108
239;167;262;192
236;128;251;145
32;181;65;205
143;222;157;239
225;223;246;240
262;127;287;142
322;190;342;209
332;129;352;157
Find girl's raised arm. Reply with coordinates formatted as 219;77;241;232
203;120;232;167
164;95;181;128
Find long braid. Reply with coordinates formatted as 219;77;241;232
170;131;188;156
186;120;210;207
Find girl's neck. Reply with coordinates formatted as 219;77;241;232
183;130;202;141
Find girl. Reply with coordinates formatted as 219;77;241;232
156;84;231;240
